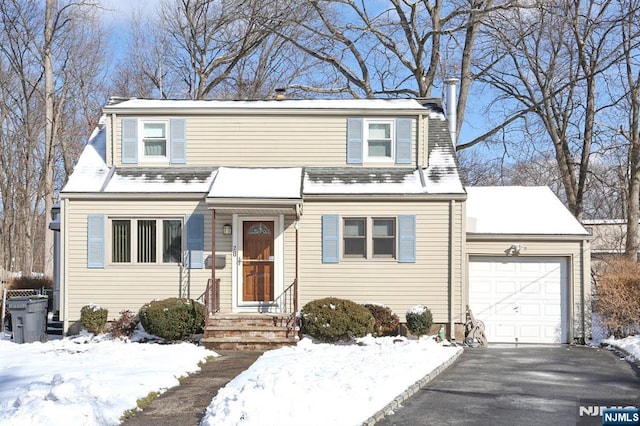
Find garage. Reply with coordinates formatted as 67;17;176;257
468;256;568;344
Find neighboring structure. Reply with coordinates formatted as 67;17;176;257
581;220;628;260
57;97;591;348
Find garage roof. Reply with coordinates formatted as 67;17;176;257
466;186;589;235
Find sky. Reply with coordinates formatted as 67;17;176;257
94;0;485;147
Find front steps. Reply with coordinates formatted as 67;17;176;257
202;313;299;351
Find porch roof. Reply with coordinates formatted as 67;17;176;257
206;167;303;211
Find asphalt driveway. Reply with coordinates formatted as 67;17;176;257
378;345;640;426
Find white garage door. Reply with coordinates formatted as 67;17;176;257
469;257;568;344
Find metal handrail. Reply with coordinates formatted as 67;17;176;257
202;278;220;321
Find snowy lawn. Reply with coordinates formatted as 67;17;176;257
201;336;462;426
0;333;217;425
603;334;640;364
0;333;461;426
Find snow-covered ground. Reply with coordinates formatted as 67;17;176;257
2;329;637;426
0;331;461;426
0;333;217;425
201;336;461;426
603;334;640;364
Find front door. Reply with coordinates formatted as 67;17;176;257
242;221;274;302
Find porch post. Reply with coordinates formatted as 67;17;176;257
294;204;301;316
210;209;216;318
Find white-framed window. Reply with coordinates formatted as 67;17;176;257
140;120;168;161
342;217;396;259
365;119;395;161
111;218;182;264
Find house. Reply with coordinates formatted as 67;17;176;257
56;97;591;348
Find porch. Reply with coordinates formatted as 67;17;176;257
200;278;300;351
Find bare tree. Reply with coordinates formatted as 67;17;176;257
0;0;105;275
616;0;640;258
474;0;624;220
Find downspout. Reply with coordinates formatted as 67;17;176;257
62;199;69;335
210;209;216;319
449;199;455;340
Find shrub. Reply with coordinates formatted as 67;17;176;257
10;276;53;290
301;297;374;342
406;305;433;337
593;257;640;338
138;298;204;342
363;303;399;337
80;304;109;334
107;310;139;338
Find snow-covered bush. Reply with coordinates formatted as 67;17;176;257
107;310;139;338
405;305;433;337
138;298;204;342
363;303;399;337
301;297;374;342
80;304;108;334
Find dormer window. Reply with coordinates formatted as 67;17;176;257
346;117;412;165
121;118;186;165
366;120;394;161
142;121;168;158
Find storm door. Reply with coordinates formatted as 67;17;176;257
241;221;275;302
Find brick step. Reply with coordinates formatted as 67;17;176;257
205;326;298;339
201;336;298;351
208;314;293;328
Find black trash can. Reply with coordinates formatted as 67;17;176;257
6;296;48;343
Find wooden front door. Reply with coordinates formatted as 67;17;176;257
242;221;274;302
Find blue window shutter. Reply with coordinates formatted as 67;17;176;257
186;214;204;269
395;118;412;164
87;214;105;268
398;215;416;263
346;118;363;164
121;118;138;164
170;118;186;164
322;215;339;263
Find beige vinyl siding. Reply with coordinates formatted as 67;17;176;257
465;238;590;341
297;200;464;323
64;199;219;325
109;114;418;168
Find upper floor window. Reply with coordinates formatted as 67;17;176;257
346;117;412;165
141;121;168;159
365;120;394;161
121;118;186;165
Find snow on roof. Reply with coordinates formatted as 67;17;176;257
61;120;110;193
423;146;464;194
466;186;589;235
303;166;465;195
303;168;426;194
104;98;428;111
103;168;217;193
208;167;303;199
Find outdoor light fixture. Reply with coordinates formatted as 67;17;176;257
222;224;232;236
505;243;526;256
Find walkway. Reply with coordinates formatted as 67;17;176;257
122;350;262;426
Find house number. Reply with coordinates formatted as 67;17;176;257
232;245;237;257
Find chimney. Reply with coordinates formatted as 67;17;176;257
444;78;459;144
275;87;286;100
